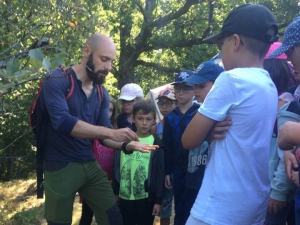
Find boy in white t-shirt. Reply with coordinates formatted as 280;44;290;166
182;4;279;225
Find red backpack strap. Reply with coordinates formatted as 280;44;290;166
58;65;74;100
65;72;74;100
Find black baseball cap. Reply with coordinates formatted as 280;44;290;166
203;4;278;44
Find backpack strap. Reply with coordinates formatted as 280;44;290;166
66;72;74;100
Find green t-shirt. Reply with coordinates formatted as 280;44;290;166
119;135;154;200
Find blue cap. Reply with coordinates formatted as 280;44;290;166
171;70;194;86
184;61;224;85
269;16;300;58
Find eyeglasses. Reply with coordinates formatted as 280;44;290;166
157;101;174;107
121;99;135;105
174;87;194;94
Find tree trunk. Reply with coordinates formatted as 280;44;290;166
4;148;14;181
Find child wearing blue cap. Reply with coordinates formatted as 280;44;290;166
180;61;224;224
162;70;200;225
182;4;279;225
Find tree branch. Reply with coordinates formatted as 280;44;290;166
0;42;20;56
0;37;50;69
200;0;215;40
135;60;179;73
152;0;206;29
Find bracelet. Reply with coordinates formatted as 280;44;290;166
121;141;133;155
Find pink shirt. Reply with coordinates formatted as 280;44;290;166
92;140;114;180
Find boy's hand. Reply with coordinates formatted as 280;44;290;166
284;150;298;180
152;204;161;216
291;171;299;187
268;198;286;214
126;141;159;153
165;175;172;189
207;116;232;140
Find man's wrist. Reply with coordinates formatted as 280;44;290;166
121;141;133;154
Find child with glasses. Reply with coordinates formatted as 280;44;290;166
117;83;144;131
155;88;176;225
162;70;200;225
182;4;279;225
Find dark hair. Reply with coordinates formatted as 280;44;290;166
133;100;156;120
109;96;118;128
263;59;291;93
241;36;271;59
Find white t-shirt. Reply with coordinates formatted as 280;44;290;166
191;68;277;225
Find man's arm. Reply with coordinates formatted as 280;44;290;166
71;120;138;142
278;121;300;150
182;112;216;149
102;139;159;153
43;71;138;142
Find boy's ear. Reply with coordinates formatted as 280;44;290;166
232;34;243;51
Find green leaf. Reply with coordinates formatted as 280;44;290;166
14;68;34;77
28;49;44;62
30;58;42;70
42;58;51;72
6;58;20;76
51;53;65;69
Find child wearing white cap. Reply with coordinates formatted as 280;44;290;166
117;83;144;131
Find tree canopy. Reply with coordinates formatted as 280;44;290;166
0;0;299;180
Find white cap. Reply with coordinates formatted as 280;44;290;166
118;83;144;101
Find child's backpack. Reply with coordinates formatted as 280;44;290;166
29;66;103;198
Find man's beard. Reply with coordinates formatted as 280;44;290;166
85;54;108;85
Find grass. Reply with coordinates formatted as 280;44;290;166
0;179;165;225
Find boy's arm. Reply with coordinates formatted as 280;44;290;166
182;112;216;149
278;121;300;150
269;148;296;214
162;117;172;175
154;140;165;204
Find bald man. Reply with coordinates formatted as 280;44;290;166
40;33;155;225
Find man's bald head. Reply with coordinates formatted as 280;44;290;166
85;33;115;53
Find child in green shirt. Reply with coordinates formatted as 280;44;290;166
113;100;165;225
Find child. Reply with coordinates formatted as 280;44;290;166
163;70;200;225
155;88;176;225
79;96;118;225
182;4;279;225
117;83;144;131
263;42;297;225
269;15;300;224
181;61;224;224
113;100;164;225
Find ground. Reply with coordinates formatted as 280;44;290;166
0;179;174;225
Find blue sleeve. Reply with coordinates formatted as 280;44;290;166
42;69;79;134
163;116;172;175
96;87;112;128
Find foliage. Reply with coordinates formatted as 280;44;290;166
0;0;299;181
